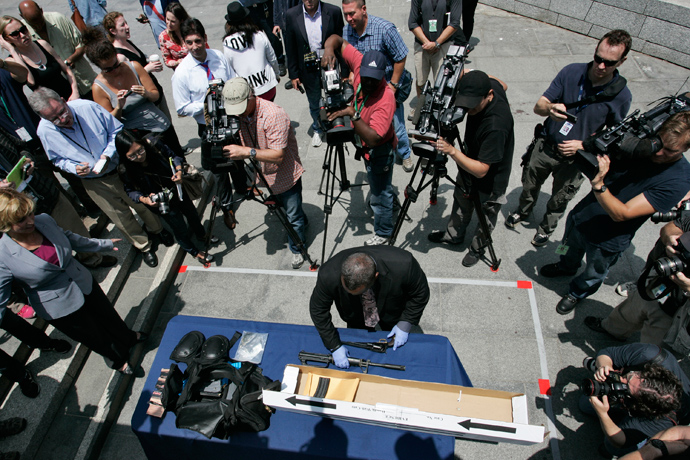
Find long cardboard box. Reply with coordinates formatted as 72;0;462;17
263;365;546;445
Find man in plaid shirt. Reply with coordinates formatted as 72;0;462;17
342;0;414;173
220;77;309;269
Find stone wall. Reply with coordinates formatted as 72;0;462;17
480;0;690;68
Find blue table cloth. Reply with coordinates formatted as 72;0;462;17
131;316;471;460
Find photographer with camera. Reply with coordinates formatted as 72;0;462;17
542;112;690;315
581;343;690;457
220;77;309;269
171;18;243;232
426;70;514;268
283;0;344;147
115;130;216;265
586;209;690;345
322;34;397;246
506;30;633;248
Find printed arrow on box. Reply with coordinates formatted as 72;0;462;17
458;419;517;433
286;395;337;409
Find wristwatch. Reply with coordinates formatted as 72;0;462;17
391;81;400;90
249;148;257;160
352;111;361;121
593;185;607;193
434;41;440;49
649;439;669;457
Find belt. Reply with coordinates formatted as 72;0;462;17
541;138;568;161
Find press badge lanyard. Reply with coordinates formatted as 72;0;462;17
60;114;94;157
0;95;16;125
353;85;369;118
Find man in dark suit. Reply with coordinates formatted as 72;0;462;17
284;0;344;147
309;245;430;368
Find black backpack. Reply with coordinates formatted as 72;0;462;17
161;331;281;439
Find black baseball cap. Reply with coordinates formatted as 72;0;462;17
360;50;387;81
454;70;491;109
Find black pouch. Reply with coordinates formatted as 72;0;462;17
520;123;544;167
160;363;185;412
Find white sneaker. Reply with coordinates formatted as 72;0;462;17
292;252;305;269
615;281;637;297
407;107;416;121
364;235;389;246
402;157;414;172
311;132;323;147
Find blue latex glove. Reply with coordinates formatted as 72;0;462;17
332;346;350;368
387;326;409;350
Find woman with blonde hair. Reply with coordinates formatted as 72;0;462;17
0;188;145;375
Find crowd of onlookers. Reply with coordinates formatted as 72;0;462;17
1;0;690;458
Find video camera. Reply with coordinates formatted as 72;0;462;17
575;92;690;180
204;79;242;161
316;51;355;144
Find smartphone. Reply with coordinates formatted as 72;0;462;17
554;108;578;124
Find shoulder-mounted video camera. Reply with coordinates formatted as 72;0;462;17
204;79;241;161
575;92;690;180
317;51;355;144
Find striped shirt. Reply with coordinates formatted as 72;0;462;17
239;98;304;195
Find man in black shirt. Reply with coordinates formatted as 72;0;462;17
427;70;514;267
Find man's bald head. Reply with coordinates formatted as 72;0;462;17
18;1;44;30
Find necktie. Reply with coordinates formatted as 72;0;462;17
361;288;379;328
200;61;214;81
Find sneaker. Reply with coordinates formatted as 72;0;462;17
311;132;323;147
402;157;414;173
540;263;577;278
505;212;524;229
615;281;637;297
407;107;416;121
364;235;389;246
291;252;305;269
462;249;483;267
556;294;580;315
531;232;550;247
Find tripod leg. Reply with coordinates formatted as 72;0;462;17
202;196;220;268
389;157;431;246
468;190;501;271
321;145;336;265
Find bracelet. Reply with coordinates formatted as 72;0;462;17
0;59;5;69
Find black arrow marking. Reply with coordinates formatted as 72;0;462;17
458;419;517;434
286;395;337;409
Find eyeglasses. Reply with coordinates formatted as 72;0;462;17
126;146;146;160
7;25;28;38
593;54;620;67
50;107;70;125
102;61;121;74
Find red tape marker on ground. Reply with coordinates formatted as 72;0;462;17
179;265;188;273
539;379;551;395
517;280;533;289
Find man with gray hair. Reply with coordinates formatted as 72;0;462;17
27;87;170;267
309;245;429;368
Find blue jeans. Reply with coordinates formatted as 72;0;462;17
275;178;307;254
559;221;622;299
393;104;411;160
304;74;323;135
365;145;395;237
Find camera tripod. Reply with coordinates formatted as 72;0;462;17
205;158;319;271
389;132;501;272
318;137;367;264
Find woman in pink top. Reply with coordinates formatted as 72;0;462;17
158;3;190;70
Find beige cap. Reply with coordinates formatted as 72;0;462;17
222;77;251;116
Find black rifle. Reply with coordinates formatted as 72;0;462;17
341;337;395;354
298;351;406;374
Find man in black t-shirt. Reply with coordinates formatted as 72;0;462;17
427;70;514;267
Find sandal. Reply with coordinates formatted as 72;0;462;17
196;252;214;264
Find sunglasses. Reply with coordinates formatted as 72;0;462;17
593;54;620;67
7;25;28;38
102;60;121;73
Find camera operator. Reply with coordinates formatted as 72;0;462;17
220;77;309;269
171;18;243;232
586;213;690;344
322;34;397;246
541;112;690;315
583;343;689;457
426;70;514;268
506;30;633;248
283;0;344;147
